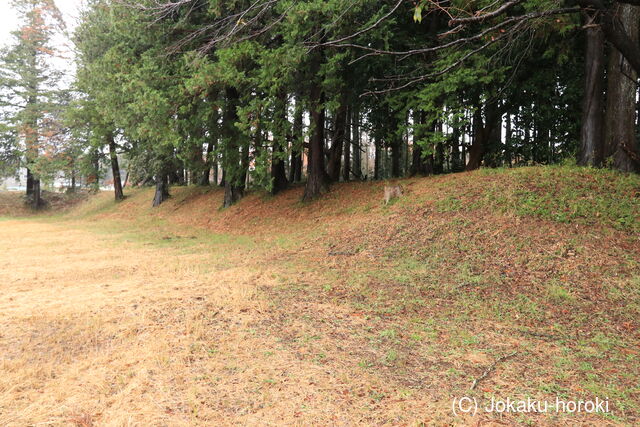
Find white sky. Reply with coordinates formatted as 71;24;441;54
0;0;84;77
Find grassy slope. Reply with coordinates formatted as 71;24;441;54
1;165;639;425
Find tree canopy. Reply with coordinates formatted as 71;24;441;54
1;0;639;207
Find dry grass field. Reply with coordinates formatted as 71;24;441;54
0;165;639;426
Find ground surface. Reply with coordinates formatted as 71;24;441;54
0;166;639;426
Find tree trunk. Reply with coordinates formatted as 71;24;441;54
200;140;215;185
25;47;39;204
404;111;411;174
584;0;640;77
201;95;220;185
466;97;499;171
241;141;250;189
461;129;467;167
578;23;605;167
523;125;531;164
505;113;512;167
26;168;34;195
484;102;502;168
272;89;290;194
467;97;484;171
390;112;402;178
168;169;181;185
152;174;169;207
374;137;382;180
303;48;329;201
433;119;444;174
636;85;640;141
343;106;351;182
289;93;304;183
450;124;462;172
410;110;428;176
327;93;347;182
188;123;205;185
88;150;100;192
222;87;245;207
25;139;42;208
603;3;640;172
32;179;41;210
352;106;362;179
224;180;243;207
108;133;124;201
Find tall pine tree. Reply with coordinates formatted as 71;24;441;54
0;0;66;208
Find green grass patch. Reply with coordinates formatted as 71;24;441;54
479;166;640;231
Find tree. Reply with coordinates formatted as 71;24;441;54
603;3;640;172
578;22;605;167
0;0;67;208
67;0;637;216
75;0;202;206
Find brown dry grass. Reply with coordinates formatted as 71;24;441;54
0;218;453;426
0;192;32;217
0;191;89;217
0;166;638;426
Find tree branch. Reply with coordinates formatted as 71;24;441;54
577;0;640;75
449;1;524;26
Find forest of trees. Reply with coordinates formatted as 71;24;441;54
1;0;640;209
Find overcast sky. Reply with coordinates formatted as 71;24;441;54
0;0;84;41
0;0;84;80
